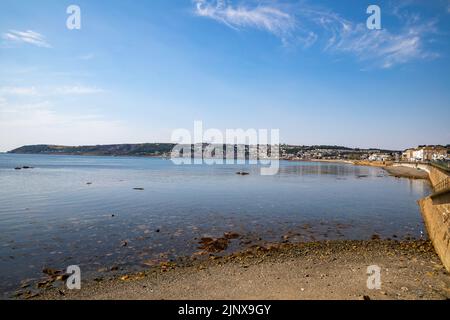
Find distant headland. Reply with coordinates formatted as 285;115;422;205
8;143;401;159
8;144;176;157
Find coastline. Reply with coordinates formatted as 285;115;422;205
301;159;431;181
292;159;354;165
306;159;431;181
4;154;446;300
31;240;450;300
383;166;429;180
3;152;435;182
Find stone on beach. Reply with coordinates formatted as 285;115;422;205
198;237;230;253
31;240;450;300
224;232;240;240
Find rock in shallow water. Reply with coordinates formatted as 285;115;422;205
198;237;230;253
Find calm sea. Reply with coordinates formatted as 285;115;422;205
0;153;432;297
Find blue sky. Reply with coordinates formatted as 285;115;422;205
0;0;449;151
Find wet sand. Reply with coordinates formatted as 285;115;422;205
31;240;450;300
384;166;429;180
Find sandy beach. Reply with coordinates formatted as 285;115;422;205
383;166;430;180
31;240;450;300
308;160;430;181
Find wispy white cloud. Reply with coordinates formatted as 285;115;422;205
2;30;51;48
0;86;38;96
0;85;105;97
195;0;297;42
330;19;439;68
52;86;105;95
194;0;441;68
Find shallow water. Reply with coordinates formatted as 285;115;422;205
0;154;432;297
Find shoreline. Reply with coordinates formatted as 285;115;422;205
5;154;446;300
302;159;431;181
3;151;437;183
289;159;354;165
383;166;430;180
308;159;431;181
28;239;450;300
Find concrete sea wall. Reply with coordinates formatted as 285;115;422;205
419;193;450;271
392;162;448;187
395;163;450;271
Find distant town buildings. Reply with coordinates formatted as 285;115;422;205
278;144;449;164
279;145;399;162
368;153;393;162
402;146;449;162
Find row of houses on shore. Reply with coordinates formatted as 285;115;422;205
364;146;449;163
401;146;449;162
280;145;449;163
366;146;449;163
